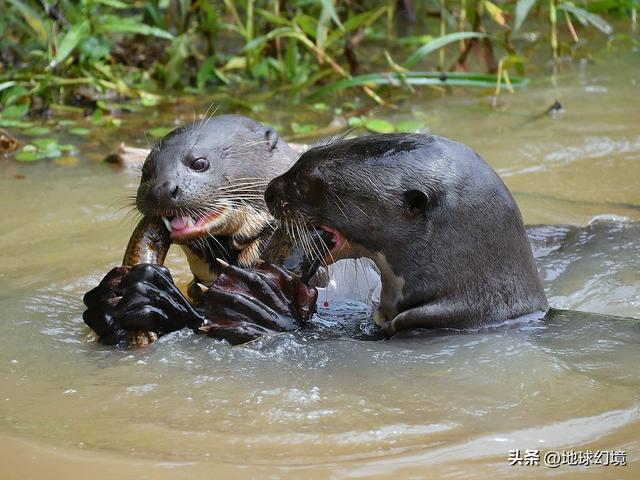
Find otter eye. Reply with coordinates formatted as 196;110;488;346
189;157;209;172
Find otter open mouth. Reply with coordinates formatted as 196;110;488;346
313;225;345;263
161;209;228;243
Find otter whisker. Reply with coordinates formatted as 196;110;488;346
219;176;269;183
217;178;269;186
116;207;143;227
327;191;349;225
200;103;220;131
217;183;269;193
111;195;139;211
217;183;268;189
198;102;214;130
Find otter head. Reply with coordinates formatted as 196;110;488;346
136;114;294;246
265;134;548;330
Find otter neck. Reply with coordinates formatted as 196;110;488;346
368;237;548;328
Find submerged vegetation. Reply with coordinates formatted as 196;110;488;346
1;1;636;114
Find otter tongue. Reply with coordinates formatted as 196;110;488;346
170;216;192;231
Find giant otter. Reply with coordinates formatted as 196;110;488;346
135;114;300;285
83;115;323;345
86;131;553;344
264;134;550;334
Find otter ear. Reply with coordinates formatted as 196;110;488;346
263;126;279;151
403;189;434;219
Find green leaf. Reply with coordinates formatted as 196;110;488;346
69;128;90;136
43;148;62;158
319;0;344;30
404;32;488;67
348;116;364;127
94;0;129;8
395;119;428;133
0;118;33;128
15;150;41;162
326;7;386;47
0;81;18;94
197;57;229;89
140;92;161;107
514;0;538;32
90;109;103;125
160;33;191;88
364;118;395;134
1;104;29;118
48;21;91;70
255;8;292;27
243;27;295;52
98;20;174;40
484;1;508;27
79;36;111;62
290;122;318;134
32;138;59;150
23;126;51;136
294;14;318;39
1;85;29;106
148;126;173;139
558;2;613;34
6;0;49;46
284;37;298;80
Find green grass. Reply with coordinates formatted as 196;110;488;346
0;0;633;117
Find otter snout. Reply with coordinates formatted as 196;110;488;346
264;177;290;217
144;178;183;212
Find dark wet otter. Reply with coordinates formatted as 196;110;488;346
86;131;550;344
135;114;300;286
84;115;326;345
264;134;549;334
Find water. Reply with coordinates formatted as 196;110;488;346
1;51;639;478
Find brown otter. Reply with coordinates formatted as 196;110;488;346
264;133;549;334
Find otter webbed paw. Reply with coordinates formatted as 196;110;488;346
83;262;318;347
83;264;205;346
199;260;318;344
83;266;131;345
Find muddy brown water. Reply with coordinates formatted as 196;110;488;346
0;52;639;479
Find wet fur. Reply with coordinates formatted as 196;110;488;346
136;114;298;285
266;134;549;333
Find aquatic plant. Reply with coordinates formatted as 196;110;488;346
0;0;633;117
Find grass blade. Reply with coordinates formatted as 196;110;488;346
47;20;90;70
514;0;538;32
308;71;529;99
6;0;49;46
404;32;487;67
558;2;613;35
98;20;175;39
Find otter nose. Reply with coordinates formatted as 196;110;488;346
265;178;288;213
154;180;181;205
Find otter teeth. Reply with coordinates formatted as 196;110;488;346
162;215;196;232
162;217;173;232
